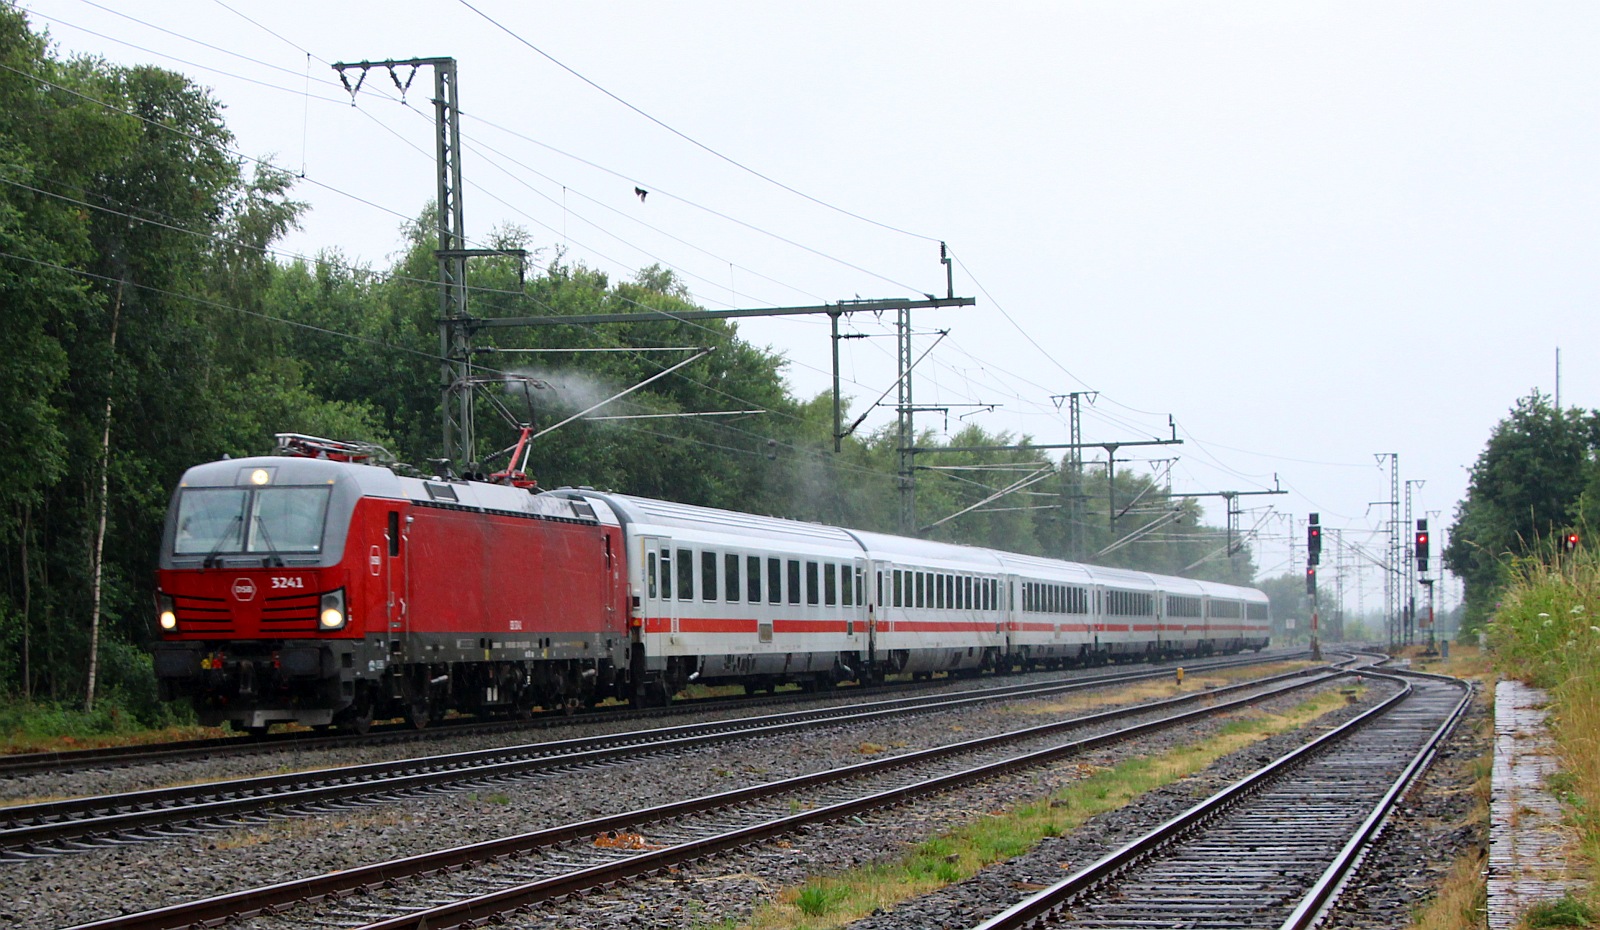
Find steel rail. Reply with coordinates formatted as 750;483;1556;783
1;657;1321;858
63;668;1353;930
0;651;1303;779
1277;669;1477;930
969;671;1471;930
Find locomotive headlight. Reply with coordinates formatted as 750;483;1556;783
157;593;177;631
318;589;347;630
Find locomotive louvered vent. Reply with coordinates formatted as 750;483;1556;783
259;591;320;630
173;593;231;626
425;482;459;502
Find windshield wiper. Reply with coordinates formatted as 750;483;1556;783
202;514;243;570
251;515;286;568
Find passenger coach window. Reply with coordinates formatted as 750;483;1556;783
725;553;740;602
893;570;903;607
647;553;658;598
747;555;761;603
824;564;837;606
787;560;801;605
841;566;852;606
914;572;925;608
702;551;718;602
806;561;820;606
677;549;694;601
660;552;672;599
856;568;866;606
768;557;782;605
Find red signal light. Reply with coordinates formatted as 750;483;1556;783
1566;532;1580;551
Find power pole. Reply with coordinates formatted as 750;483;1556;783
1050;391;1097;560
1375;452;1400;651
898;306;915;533
1404;478;1425;646
333;57;526;473
1332;527;1346;642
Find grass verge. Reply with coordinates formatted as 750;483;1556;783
0;698;217;755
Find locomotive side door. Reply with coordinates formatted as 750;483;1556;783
384;508;408;635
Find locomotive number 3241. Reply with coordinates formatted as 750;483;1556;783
271;576;304;590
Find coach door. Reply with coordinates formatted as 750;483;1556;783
641;537;676;637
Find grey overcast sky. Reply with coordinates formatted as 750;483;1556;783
20;1;1600;611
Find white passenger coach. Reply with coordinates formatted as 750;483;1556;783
555;490;1272;696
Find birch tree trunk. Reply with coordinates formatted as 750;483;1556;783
21;502;30;701
85;287;121;712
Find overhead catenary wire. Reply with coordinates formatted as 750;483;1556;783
454;0;943;246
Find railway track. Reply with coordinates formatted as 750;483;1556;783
61;664;1363;930
969;669;1471;930
1;656;1322;860
0;651;1301;780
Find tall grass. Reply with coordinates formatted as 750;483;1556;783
1486;542;1600;915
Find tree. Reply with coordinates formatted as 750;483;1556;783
1445;391;1599;632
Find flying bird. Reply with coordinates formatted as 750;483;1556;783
634;186;648;202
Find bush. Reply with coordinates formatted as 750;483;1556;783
95;636;189;728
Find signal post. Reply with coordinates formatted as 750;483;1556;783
1416;520;1435;656
1307;513;1321;660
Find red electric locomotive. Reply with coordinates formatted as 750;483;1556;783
151;435;629;733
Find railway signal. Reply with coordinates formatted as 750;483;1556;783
1307;514;1321;566
1305;565;1317;596
1566;532;1581;551
1415;519;1430;573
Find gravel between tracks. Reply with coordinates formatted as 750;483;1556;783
495;676;1410;930
4;664;1440;930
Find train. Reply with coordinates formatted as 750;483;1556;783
150;434;1271;734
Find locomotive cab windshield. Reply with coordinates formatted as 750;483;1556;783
173;485;331;561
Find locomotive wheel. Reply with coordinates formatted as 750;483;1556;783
341;703;374;736
405;698;430;729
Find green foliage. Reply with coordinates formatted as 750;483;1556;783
1487;544;1600;690
1447;392;1599;633
1523;894;1595;928
794;882;848;917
